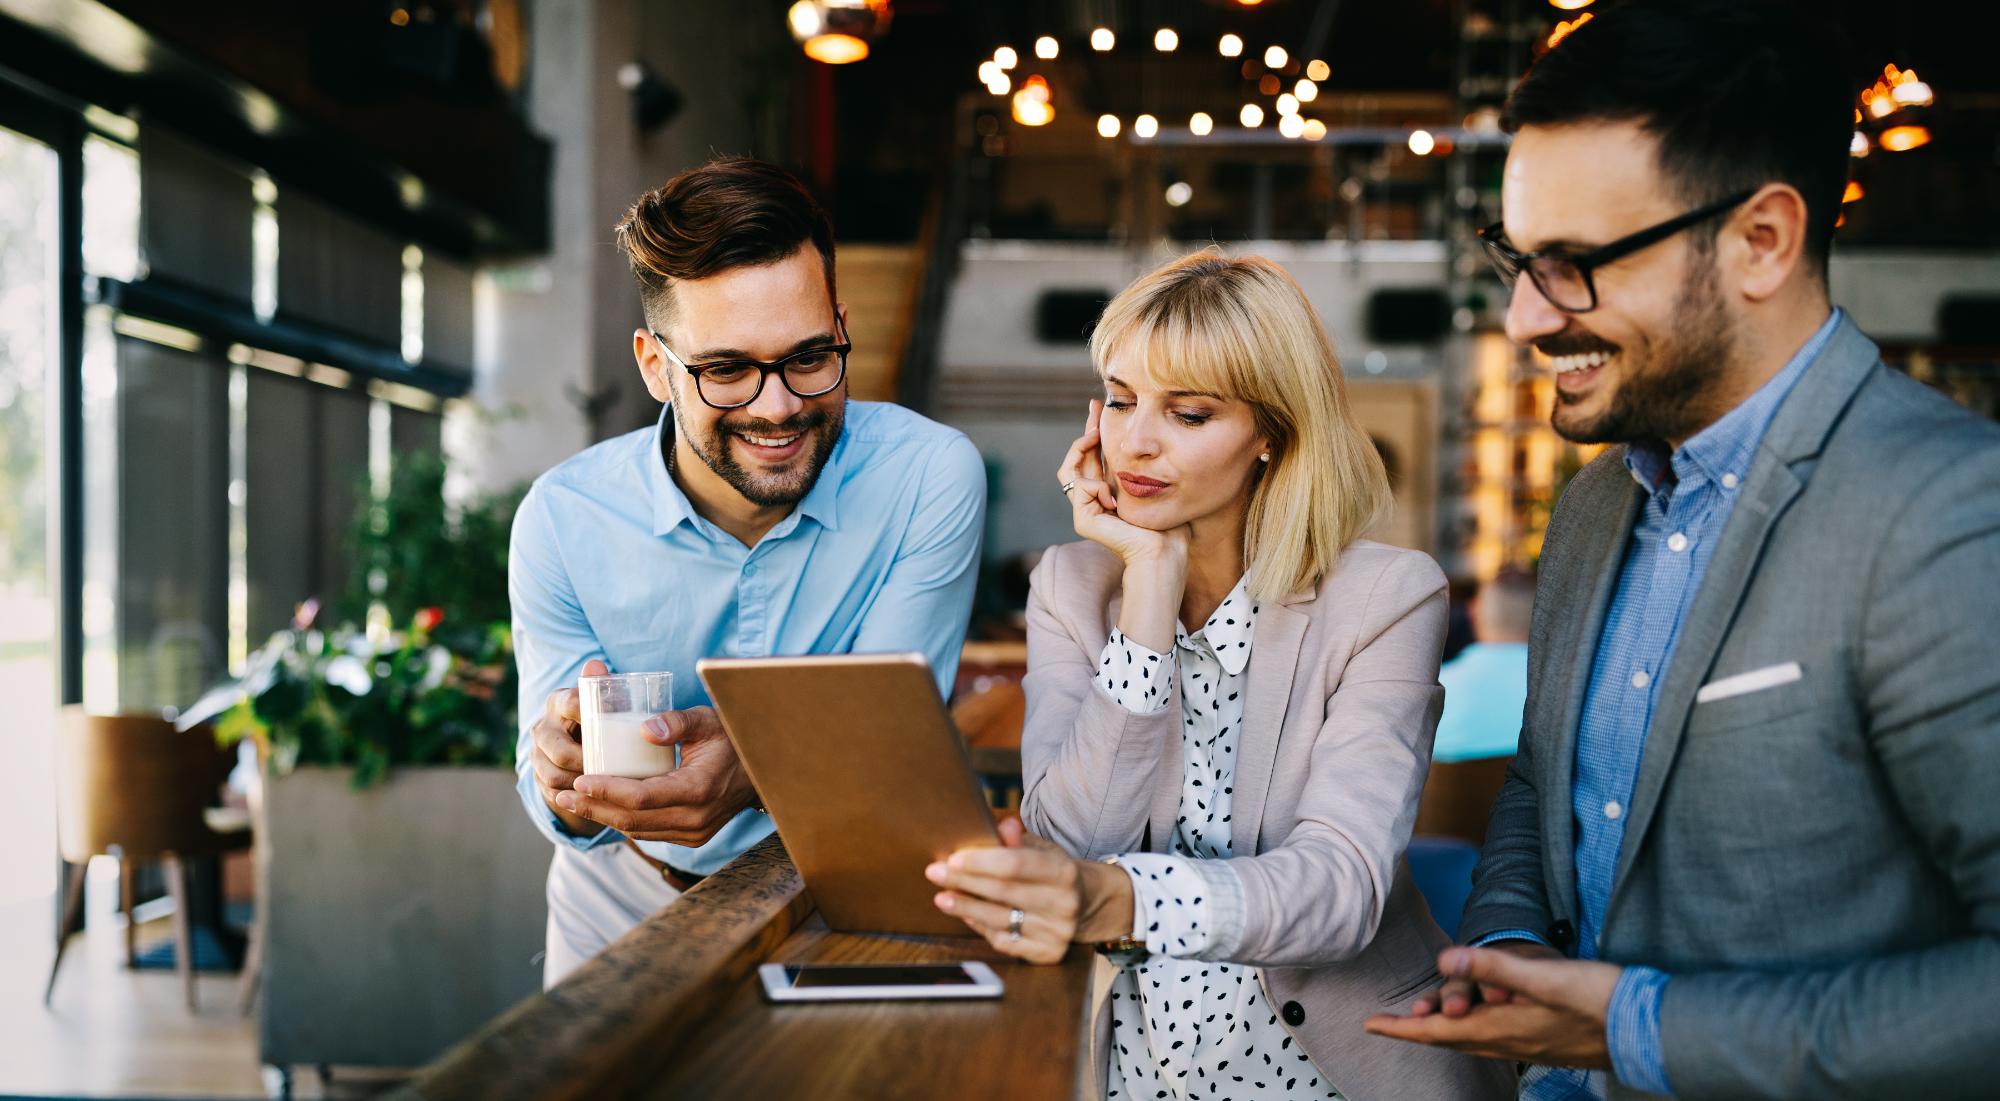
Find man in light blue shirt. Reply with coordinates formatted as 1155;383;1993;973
1434;569;1534;764
509;158;984;984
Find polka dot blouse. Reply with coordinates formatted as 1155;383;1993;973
1094;578;1344;1100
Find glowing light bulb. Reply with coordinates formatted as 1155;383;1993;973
1303;118;1327;141
1097;114;1122;138
1012;80;1054;126
1219;33;1243;57
1165;181;1193;207
1263;45;1288;69
1408;129;1436;155
1306;59;1329;81
1278;114;1305;139
1091;26;1115;51
1879;125;1930;152
1134;114;1159;138
1240;103;1264;127
1277;93;1300;116
1154;27;1178;51
1035;35;1059;60
1850;130;1870;157
1295;79;1318;102
1190;112;1214;136
994;46;1018;70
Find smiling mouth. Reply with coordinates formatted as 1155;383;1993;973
1550;350;1615;375
736;430;803;448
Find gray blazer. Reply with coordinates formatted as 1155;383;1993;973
1023;539;1515;1101
1460;315;2000;1099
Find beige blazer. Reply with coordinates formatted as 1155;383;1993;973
1021;539;1515;1101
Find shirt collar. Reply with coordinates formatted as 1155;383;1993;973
1176;576;1257;677
646;404;846;538
1625;306;1843;496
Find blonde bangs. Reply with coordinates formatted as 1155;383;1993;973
1087;250;1391;603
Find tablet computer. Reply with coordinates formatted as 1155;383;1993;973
696;652;1001;937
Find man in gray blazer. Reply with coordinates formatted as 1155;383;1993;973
1366;2;2000;1097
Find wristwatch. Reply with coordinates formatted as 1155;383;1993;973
1092;855;1151;967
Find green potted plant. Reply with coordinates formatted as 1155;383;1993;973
185;452;549;1073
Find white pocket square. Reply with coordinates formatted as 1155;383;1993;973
1696;662;1803;704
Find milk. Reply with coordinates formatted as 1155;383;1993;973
583;711;677;778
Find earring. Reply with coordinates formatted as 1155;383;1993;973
1259;452;1270;462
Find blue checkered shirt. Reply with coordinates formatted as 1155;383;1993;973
1498;309;1841;1099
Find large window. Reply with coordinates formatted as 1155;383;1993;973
73;118;457;716
0;121;60;903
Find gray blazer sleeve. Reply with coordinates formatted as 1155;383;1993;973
1658;450;2000;1098
1018;545;1183;858
1453;455;1623;946
1454;724;1553;945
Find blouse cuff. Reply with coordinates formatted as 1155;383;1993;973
1094;628;1174;716
1117;853;1245;960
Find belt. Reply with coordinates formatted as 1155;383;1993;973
624;839;707;893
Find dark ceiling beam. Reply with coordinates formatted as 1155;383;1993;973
0;0;550;260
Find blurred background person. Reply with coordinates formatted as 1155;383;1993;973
1432;567;1534;763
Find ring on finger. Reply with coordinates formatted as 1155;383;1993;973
1007;907;1026;941
1060;479;1077;498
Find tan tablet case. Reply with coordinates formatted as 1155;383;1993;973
696;652;1000;936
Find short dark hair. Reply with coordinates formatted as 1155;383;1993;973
613;157;837;330
1503;0;1854;275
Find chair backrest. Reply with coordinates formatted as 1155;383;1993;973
54;707;234;863
1413;755;1515;846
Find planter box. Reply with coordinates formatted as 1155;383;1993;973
259;765;550;1070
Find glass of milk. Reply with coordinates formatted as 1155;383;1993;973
579;671;676;779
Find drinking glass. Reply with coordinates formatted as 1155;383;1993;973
579;671;676;779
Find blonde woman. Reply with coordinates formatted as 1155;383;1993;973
925;253;1512;1100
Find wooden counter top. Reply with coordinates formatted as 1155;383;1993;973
391;834;1094;1100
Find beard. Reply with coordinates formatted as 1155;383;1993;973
671;401;844;508
1545;253;1736;447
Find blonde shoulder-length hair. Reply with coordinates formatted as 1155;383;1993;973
1088;250;1390;603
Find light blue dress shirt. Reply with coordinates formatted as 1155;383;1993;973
1434;642;1529;763
1502;308;1842;1100
508;400;986;876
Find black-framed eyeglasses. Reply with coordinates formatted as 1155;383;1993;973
1477;188;1758;313
650;315;851;410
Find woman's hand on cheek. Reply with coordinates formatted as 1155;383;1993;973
1059;400;1190;570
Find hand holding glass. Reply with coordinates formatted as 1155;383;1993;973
580;671;676;779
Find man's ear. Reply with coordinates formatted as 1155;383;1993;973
1731;183;1811;303
633;327;674;404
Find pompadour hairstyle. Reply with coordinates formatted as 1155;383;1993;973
612;157;837;329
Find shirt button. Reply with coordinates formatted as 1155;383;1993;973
1721;473;1740;489
1630;670;1651;689
1281;1000;1306;1026
743;564;758;577
1604;800;1623;820
1667;532;1690;553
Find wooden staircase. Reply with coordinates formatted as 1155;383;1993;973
835;244;924;402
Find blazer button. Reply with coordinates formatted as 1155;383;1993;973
1548;920;1575;949
1281;1001;1306;1027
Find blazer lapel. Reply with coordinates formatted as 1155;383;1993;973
1611;315;1880;892
1232;598;1308;855
1543;472;1642;924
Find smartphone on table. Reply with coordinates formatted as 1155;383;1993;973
757;961;1004;1003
